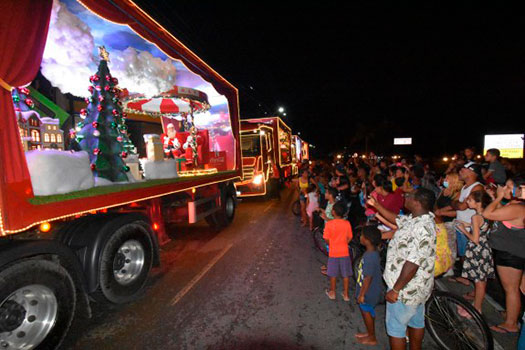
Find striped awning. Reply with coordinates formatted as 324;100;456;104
123;86;210;116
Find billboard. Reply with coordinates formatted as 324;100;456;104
484;134;524;159
394;138;412;145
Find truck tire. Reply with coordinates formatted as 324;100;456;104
206;185;236;230
92;221;153;304
0;258;76;350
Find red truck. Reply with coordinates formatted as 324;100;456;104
293;134;310;169
235;117;293;197
0;1;241;348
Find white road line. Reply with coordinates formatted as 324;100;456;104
170;243;233;306
263;202;274;212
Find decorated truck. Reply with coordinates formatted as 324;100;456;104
235;117;293;197
293;134;310;171
0;1;241;348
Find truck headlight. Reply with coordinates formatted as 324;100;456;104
253;174;263;185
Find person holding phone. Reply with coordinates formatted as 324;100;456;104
484;176;525;334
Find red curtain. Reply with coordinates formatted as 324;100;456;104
0;0;53;194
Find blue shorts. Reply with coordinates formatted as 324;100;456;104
327;257;353;278
386;299;425;338
456;229;467;257
359;303;376;317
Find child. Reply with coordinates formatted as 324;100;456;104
355;226;383;346
323;202;353;301
456;191;495;314
306;184;319;231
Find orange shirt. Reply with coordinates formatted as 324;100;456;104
323;219;353;257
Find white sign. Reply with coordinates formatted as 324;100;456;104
484;134;524;159
394;138;412;145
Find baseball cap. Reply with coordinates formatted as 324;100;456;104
463;162;483;180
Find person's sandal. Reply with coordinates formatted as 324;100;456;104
341;292;350;302
325;289;335;300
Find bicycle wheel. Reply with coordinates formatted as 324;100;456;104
292;199;301;216
312;226;328;256
425;290;493;350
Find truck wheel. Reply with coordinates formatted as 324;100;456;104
206;187;236;230
0;259;76;350
93;222;153;304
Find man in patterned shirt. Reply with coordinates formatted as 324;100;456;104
367;188;436;350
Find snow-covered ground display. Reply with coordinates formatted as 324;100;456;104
141;159;178;180
26;150;94;196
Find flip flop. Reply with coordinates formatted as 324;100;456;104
490;325;519;334
325;289;335;300
320;265;327;271
341;292;350;302
320;270;327;276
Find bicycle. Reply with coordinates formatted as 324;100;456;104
425;280;493;350
292;199;301;216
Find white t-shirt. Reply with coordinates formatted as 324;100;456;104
456;181;481;224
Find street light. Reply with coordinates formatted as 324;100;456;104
278;107;285;113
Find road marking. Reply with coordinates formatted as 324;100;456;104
170;243;233;306
263;203;274;212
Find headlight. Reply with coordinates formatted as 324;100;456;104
253;174;264;185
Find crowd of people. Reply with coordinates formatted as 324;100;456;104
296;147;525;349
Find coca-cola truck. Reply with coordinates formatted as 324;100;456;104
235;117;293;197
0;1;241;348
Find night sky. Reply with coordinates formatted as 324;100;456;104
133;2;524;157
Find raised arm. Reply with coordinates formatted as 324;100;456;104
367;196;397;225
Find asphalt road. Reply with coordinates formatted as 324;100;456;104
66;187;518;350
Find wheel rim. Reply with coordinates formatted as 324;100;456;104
113;239;145;286
426;294;490;350
0;285;58;350
225;196;235;219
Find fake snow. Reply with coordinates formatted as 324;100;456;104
140;159;178;180
26;150;94;196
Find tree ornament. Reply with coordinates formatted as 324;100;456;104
92;121;99;128
104;85;110;91
93;148;101;155
90;164;96;171
88;86;94;93
95;85;102;91
112;97;119;103
93;130;101;137
97;105;103;112
121;151;128;158
112;109;118;116
111;122;117;128
84;97;91;104
12;95;20;103
19;87;30;95
123;165;130;172
25;98;34;108
80;108;87;117
105;74;111;81
98;95;104;102
112;77;118;85
117;136;123;142
77;122;84;128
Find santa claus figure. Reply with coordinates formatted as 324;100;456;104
183;126;203;165
161;123;182;158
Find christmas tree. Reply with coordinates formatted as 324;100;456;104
76;46;132;183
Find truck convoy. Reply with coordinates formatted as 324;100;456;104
0;0;241;348
235;117;299;197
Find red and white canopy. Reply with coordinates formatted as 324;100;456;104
124;86;210;116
